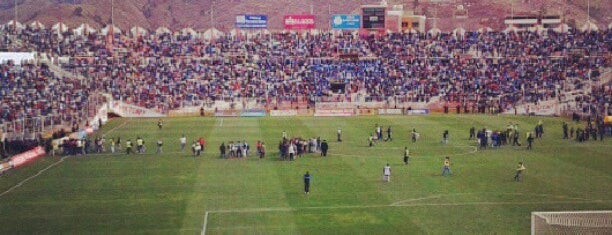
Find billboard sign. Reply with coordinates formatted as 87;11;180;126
283;15;316;30
362;6;386;29
331;14;360;30
241;109;266;117
235;15;268;29
405;109;430;115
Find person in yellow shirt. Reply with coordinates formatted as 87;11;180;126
441;156;451;176
403;147;410;165
125;139;133;155
136;137;144;153
110;138;116;154
526;132;534;150
52;140;59;157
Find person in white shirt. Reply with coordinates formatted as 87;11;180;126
180;135;187;151
337;127;342;142
156;139;163;154
383;163;391;182
288;142;296;161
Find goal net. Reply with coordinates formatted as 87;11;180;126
531;211;612;235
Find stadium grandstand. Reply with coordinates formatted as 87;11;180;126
0;16;609;146
0;1;610;233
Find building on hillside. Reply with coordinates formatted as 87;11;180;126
504;15;562;30
401;10;426;33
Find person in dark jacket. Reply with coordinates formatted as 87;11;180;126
320;140;329;157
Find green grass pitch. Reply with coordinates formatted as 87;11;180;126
0;114;610;234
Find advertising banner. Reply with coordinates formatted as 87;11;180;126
111;101;165;118
9;146;46;168
214;110;240;117
235;15;268;29
283;15;316;30
405;109;430;115
356;109;377;116
314;109;354;117
297;109;314;117
241;109;266;117
378;109;403;115
270;110;298;117
530;104;558;116
362;6;386;29
331;14;360;30
503;101;559;116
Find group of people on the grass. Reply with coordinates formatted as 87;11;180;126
278;134;328;160
218;140;255;158
469;121;549;150
369;124;394;147
563;115;608;142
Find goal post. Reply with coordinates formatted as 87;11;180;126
531;211;612;235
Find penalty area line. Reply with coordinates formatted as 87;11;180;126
201;211;209;235
0;119;129;198
204;199;611;214
0;156;68;198
201;199;611;233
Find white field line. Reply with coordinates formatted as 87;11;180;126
201;211;209;235
201;199;612;233
389;192;593;206
0;156;68;198
104;119;129;136
329;145;477;158
0;119;129;198
209;200;611;214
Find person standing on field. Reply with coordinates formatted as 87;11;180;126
337;127;342;142
442;130;449;145
180;135;187;151
526;132;534;150
136;137;144;154
403;147;410;165
514;162;526;182
156;139;163;154
411;129;418;143
320;140;329;157
441;157;451;176
303;171;311;194
219;142;226;158
259;142;266;158
125;139;133;155
110;138;115;154
562;122;568;139
383;163;391;182
469;126;476;140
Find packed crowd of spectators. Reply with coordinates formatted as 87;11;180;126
1;25;610;127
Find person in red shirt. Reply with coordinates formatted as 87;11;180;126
198;137;206;152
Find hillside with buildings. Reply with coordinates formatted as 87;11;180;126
0;0;608;32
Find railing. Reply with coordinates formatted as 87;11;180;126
0;93;106;141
